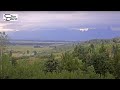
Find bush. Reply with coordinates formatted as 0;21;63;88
60;52;80;72
43;54;60;73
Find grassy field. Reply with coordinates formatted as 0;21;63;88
7;43;74;59
8;45;53;52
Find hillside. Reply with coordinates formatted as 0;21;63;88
82;37;120;44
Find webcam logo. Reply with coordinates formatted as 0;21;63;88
3;14;18;21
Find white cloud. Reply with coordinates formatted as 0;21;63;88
79;28;89;32
71;27;96;32
0;23;12;27
0;23;19;32
0;28;19;32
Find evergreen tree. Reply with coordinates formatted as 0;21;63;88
111;44;120;79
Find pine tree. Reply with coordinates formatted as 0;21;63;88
112;44;120;79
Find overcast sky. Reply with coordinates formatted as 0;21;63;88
0;11;120;31
0;11;120;40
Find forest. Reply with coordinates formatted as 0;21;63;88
1;32;120;79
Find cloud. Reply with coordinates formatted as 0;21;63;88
79;28;89;32
0;23;19;32
0;23;12;27
0;11;93;32
71;27;96;32
0;28;19;32
0;11;120;32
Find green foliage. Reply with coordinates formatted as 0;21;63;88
0;54;13;79
2;39;120;79
27;50;30;54
111;44;120;79
9;51;12;57
43;54;60;73
33;51;37;55
61;52;80;72
0;52;117;79
92;53;108;76
99;43;106;53
89;44;95;53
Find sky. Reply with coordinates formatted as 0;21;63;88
0;11;120;41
